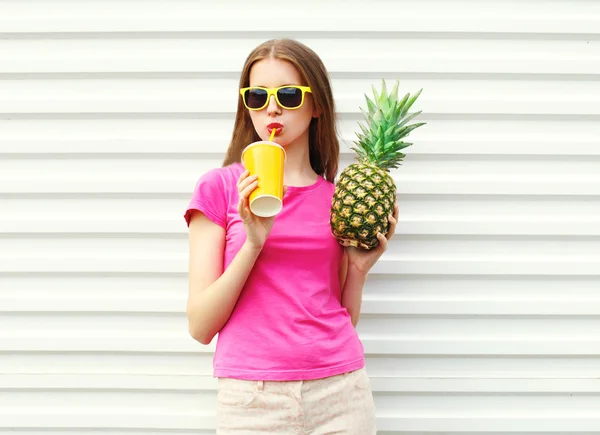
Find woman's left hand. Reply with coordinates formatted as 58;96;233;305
346;203;399;276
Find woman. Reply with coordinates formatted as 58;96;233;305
184;38;398;434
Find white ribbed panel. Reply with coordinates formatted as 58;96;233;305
1;0;599;433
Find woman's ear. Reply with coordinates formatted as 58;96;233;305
312;105;321;118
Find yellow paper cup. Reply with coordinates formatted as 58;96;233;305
241;141;286;217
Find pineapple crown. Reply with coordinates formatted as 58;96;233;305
352;79;426;171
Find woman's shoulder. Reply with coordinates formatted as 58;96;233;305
321;176;336;189
197;162;244;188
219;162;245;181
317;175;337;196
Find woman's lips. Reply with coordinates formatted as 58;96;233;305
267;123;283;136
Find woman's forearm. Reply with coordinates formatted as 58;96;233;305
341;264;368;327
187;241;262;344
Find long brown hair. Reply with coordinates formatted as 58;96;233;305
222;39;339;183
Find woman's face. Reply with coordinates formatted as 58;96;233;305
246;57;318;148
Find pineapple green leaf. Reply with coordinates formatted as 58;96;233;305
384;124;396;138
400;88;423;117
395;110;423;130
398;122;427;137
390;79;400;103
397;92;410;113
360;107;371;124
350;146;367;159
364;94;376;116
383;104;397;123
377;80;388;111
371;85;380;106
376;123;385;142
374;137;384;154
351;79;426;170
390;103;402;125
380;79;387;96
358;122;370;138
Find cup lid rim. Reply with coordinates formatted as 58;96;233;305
241;141;287;162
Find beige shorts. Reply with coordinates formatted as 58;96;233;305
216;367;377;434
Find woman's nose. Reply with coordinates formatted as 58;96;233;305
266;95;281;115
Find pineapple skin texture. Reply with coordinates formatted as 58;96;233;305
330;163;396;250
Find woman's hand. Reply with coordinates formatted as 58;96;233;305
346;203;399;276
237;170;281;249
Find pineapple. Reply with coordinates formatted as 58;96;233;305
330;79;425;250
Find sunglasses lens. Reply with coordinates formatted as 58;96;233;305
277;87;303;108
245;88;268;109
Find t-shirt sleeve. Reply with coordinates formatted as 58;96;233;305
184;169;228;229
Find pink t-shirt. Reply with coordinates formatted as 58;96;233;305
184;162;365;381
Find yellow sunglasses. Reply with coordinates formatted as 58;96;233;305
240;85;312;110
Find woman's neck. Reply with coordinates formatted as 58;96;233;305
282;138;318;187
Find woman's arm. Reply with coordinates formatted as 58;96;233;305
186;170;278;345
186;211;262;345
340;203;400;328
340;251;368;327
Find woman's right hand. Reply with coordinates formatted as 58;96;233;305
236;170;279;249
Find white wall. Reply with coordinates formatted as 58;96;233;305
1;0;599;433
